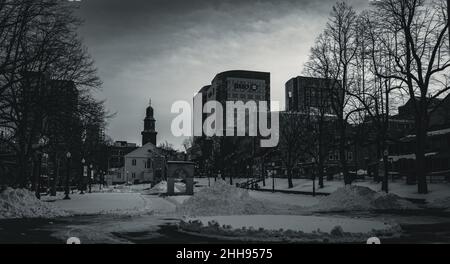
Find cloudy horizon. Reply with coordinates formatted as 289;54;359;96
77;0;369;149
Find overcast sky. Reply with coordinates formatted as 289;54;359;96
77;0;368;149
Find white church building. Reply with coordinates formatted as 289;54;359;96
123;142;165;184
120;99;165;184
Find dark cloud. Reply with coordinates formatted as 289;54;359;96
77;0;368;148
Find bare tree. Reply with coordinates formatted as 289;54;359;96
304;2;362;185
370;0;450;194
0;0;104;188
278;112;307;188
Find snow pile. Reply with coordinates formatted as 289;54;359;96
180;215;401;243
0;188;70;219
310;186;418;212
101;184;152;193
427;197;450;209
177;180;269;217
144;181;186;194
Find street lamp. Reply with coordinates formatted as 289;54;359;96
80;158;86;194
246;165;250;189
89;164;93;193
271;162;276;193
312;157;316;197
99;170;103;191
64;152;71;200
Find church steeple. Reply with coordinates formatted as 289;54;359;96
141;98;157;146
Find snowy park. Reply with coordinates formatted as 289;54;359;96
1;178;450;244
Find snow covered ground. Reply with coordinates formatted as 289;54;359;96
308;185;418;212
43;192;175;216
241;177;450;202
1;178;449;243
185;215;397;234
180;215;401;243
0;188;70;219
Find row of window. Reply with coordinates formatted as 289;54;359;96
229;93;265;100
131;159;153;169
329;151;353;161
116;172;137;179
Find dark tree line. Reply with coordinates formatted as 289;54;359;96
304;0;450;194
0;0;110;194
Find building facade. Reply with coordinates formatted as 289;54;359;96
112;99;165;184
123;142;166;184
107;141;138;169
196;70;271;136
285;76;339;114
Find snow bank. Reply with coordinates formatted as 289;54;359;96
310;186;418;212
0;188;70;219
100;184;152;193
177;180;269;216
180;215;401;243
143;181;186;194
427;197;450;209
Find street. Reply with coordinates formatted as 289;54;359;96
2;209;450;244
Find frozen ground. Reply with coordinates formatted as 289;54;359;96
252;177;450;201
43;192;175;216
1;179;450;243
0;188;70;219
184;215;398;234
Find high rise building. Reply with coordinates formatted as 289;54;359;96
195;70;271;136
285;76;339;114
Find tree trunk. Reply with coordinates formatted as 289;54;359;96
382;154;389;193
318;159;324;189
35;154;42;199
339;121;351;185
287;168;293;189
17;150;29;188
261;161;266;187
416;122;428;194
374;134;381;183
229;167;233;186
50;154;58;196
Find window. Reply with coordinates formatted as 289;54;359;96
329;153;334;161
132;173;136;179
117;173;121;179
132;159;136;166
147;159;152;169
334;151;340;161
347;151;353;161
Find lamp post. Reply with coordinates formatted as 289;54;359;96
246;165;250;189
42;153;48;195
271;162;275;193
64;152;71;200
99;170;103;191
382;149;389;193
35;151;43;200
80;158;86;194
312;158;316;197
89;164;93;193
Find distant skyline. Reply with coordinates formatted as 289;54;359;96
77;0;369;149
